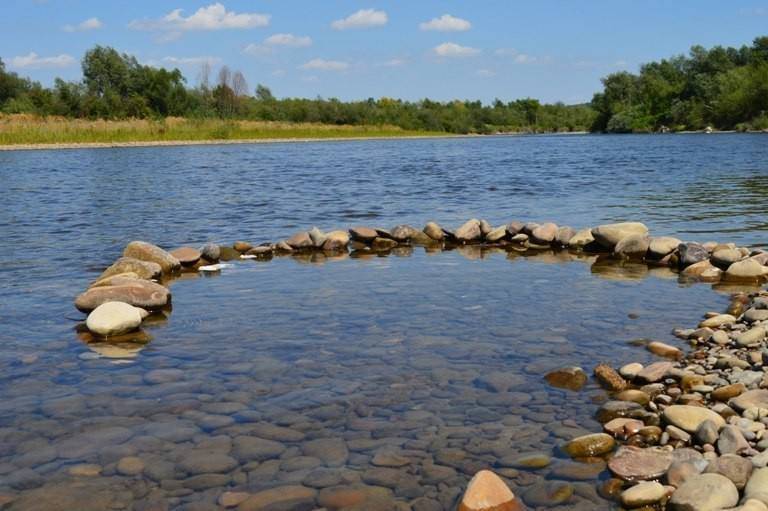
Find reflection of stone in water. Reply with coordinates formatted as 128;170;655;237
711;281;764;294
590;257;649;281
86;341;147;359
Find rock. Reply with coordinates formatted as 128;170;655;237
604;418;645;439
594;363;627;391
711;248;745;269
169;247;201;266
245;245;273;258
238;486;317;511
647;341;683;359
116;456;144;476
683;259;720;278
745;468;768;505
555;226;576;246
620;481;666;508
458;469;524;511
98;257;162;281
544;367;587;391
712;384;746;402
620;363;644;379
371;450;410;468
178;451;238;475
531;223;558;244
123;241;180;274
219;246;241;260
218;491;250;508
718;425;750;455
499;453;551;469
506;221;524;236
568;228;595;249
522;481;573;507
730;390;768;412
725;259;768;281
616;389;650;406
371;237;398;251
322;230;350;251
666;460;705;488
485;225;508;242
455;219;482;243
608;446;675;481
596;400;644;423
649;237;682;258
736;326;767;347
68;464;102;477
591;222;649;249
636;361;674;383
423;222;445;241
286;231;314;250
696;420;720;445
75;280;170;313
233;241;253;252
199;243;220;261
85;302;145;337
389;225;419;242
669;473;738;511
302;438;348;467
699;314;736;328
705;454;753;489
231;436;285;462
562;433;615;458
679;243;710;269
308;227;327;247
615;234;650;259
349;226;379;243
479;219;493;236
663;405;725;434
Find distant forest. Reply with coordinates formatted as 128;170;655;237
1;36;766;134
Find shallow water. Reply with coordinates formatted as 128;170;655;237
0;134;767;510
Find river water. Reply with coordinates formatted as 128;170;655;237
0;134;767;510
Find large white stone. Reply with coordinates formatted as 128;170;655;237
86;302;146;337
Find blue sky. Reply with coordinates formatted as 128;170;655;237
1;1;766;104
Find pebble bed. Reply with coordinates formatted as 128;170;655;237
3;218;768;511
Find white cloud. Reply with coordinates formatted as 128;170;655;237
476;69;496;77
129;3;270;32
495;48;537;64
433;42;480;58
162;56;221;67
264;33;312;47
419;14;470;32
381;58;407;67
331;9;387;30
300;58;349;71
242;43;272;56
10;52;76;69
63;17;103;32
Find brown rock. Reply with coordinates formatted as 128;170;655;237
89;272;141;288
604;418;645;439
372;237;398;251
608;446;675;481
531;223;558;244
562;433;615;458
591;222;649;249
322;230;350;251
711;383;746;402
614;234;650;259
423;222;445;241
238;485;317;511
349;226;379;242
169;247;201;266
458;470;524;511
286;231;314;250
455;219;482;243
636;361;674;383
233;241;253;253
97;257;162;281
123;241;180;274
544;367;587;391
75;280;170;312
594;363;627;391
647;341;683;359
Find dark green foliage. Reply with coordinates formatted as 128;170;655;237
591;36;768;132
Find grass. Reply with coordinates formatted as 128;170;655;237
0;114;444;146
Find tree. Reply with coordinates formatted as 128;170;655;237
255;84;274;102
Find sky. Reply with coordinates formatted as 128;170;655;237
1;1;767;104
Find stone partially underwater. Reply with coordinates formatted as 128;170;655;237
60;218;768;511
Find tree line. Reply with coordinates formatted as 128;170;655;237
1;37;766;134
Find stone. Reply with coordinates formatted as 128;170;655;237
231;436;285;462
98;257;162;281
361;467;405;488
178;452;238;475
649;236;682;258
604;418;645;439
745;468;768;505
699;314;736;328
669;473;738;511
388;225;418;242
636;361;674;383
544;366;587;391
608;446;675;481
696;420;720;446
423;222;445;241
371;450;410;468
218;491;250;508
555;226;576;246
736;326;767;347
568;228;595;249
683;259;719;278
647;341;683;359
718;425;750;455
596;400;644;423
485;225;508;242
591;222;649;249
169;247;201;266
233;241;253;252
705;454;753;489
620;481;666;508
663;405;725;433
522;481;573;507
245;245;273;257
458;470;524;511
616;389;650;406
620;362;644;379
349;226;379;242
89;272;141;288
499;453;551;469
116;456;145;476
666;460;705;488
594;363;627;391
85;302;145;337
725;259;768;281
745;308;768;323
75;279;170;312
712;384;746;402
730;390;768;412
506;221;524;236
123;240;180;274
286;231;314;250
308;227;327;247
199;243;220;261
322;230;350;251
455;219;482;243
562;433;615;458
371;237;398;251
531;223;558;244
615;234;651;259
238;486;317;511
679;243;710;269
302;438;348;467
5;480;131;511
711;248;746;269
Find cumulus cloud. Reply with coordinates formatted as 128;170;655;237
433;42;480;58
495;48;537;63
331;9;387;30
264;33;312;47
63;17;103;32
10;52;76;69
129;3;270;33
300;58;349;71
419;14;470;32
